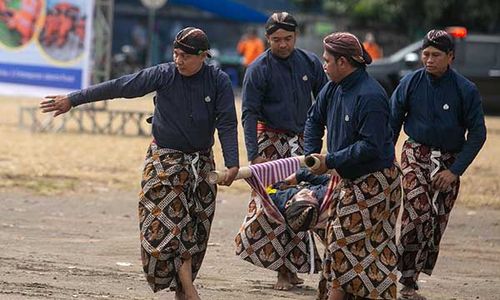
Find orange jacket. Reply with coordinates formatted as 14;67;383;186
363;41;383;61
237;37;265;66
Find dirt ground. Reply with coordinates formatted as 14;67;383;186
0;187;499;300
1;97;499;299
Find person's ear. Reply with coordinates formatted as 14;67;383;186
447;51;454;62
336;56;346;68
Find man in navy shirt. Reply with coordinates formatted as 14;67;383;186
391;29;486;300
305;32;401;300
236;11;328;290
40;27;239;300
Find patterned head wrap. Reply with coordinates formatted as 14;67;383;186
265;12;298;35
284;189;319;232
173;27;212;57
323;32;372;65
422;29;454;53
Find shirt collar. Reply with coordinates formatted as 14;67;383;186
179;63;206;79
270;48;296;62
426;67;452;85
338;67;365;91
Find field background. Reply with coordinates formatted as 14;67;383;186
0;95;499;300
1;95;498;207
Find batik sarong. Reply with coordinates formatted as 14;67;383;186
139;142;216;292
322;164;402;300
397;140;459;288
235;129;322;274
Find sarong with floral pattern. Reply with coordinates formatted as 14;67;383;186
235;130;322;274
322;165;402;300
139;142;216;292
397;140;459;288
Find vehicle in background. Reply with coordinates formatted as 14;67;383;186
367;27;500;113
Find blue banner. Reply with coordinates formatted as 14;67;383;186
0;63;82;89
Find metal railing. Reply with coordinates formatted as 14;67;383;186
19;106;152;137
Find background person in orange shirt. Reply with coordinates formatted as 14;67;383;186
363;32;383;61
237;27;265;67
236;27;265;86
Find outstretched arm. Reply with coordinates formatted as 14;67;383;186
40;65;166;117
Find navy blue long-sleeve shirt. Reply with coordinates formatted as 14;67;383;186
305;68;395;180
69;62;239;168
241;48;328;161
390;68;486;175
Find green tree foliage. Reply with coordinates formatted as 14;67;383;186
290;0;323;12
314;0;500;34
325;0;400;24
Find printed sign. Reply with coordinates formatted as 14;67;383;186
0;0;94;97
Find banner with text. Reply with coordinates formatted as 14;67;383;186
0;0;93;97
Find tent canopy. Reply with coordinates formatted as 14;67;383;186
170;0;268;23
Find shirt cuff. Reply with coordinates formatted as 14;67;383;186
225;162;240;169
247;149;259;162
68;91;86;107
448;164;464;177
325;153;336;170
295;167;310;182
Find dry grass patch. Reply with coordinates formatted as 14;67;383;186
0;96;249;195
0;96;498;206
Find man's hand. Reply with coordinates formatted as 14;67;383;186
310;153;329;175
220;166;239;186
251;156;268;165
40;95;72;117
283;173;298;185
432;170;458;192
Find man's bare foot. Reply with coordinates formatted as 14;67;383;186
157;289;182;300
183;286;201;300
184;293;201;300
173;289;186;300
289;272;304;285
273;270;294;290
174;289;185;300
